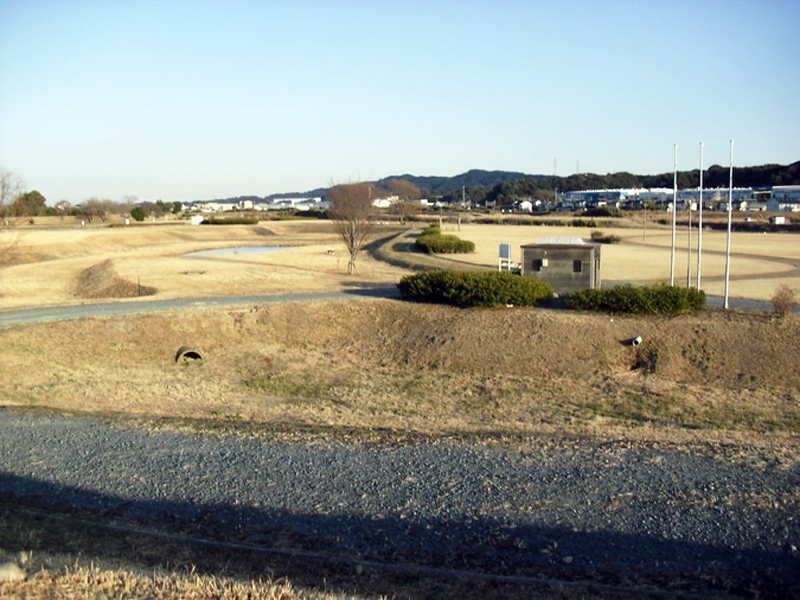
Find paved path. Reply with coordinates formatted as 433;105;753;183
0;285;785;329
0;411;797;595
0;287;401;327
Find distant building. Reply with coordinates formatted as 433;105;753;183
768;186;800;212
521;237;601;294
372;195;399;208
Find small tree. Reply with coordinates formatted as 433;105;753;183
130;206;147;222
329;183;374;274
9;190;46;217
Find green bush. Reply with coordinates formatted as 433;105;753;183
130;206;147;222
414;223;475;254
415;233;475;254
564;284;706;315
398;270;554;307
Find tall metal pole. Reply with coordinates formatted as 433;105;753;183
670;144;677;286
723;140;734;309
686;199;692;287
697;142;704;290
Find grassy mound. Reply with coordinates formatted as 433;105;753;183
1;301;797;439
74;260;156;299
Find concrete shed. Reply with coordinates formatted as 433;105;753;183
521;237;601;294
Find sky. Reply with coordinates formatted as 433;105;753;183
1;0;798;203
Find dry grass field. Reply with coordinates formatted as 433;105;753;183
430;221;799;301
0;217;798;598
1;298;797;447
1;216;797;306
1;217;798;448
0;220;408;308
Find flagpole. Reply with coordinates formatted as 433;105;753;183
723;140;734;309
670;144;677;286
686;195;692;287
669;144;678;285
697;142;704;290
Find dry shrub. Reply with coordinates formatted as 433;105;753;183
74;259;156;299
771;285;797;317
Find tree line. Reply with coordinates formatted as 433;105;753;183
434;161;800;207
0;169;182;222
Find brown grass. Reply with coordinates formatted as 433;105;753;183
414;223;800;300
1;299;796;447
0;222;408;308
0;565;320;600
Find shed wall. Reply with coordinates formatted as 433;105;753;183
521;245;600;293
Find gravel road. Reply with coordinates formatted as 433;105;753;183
1;411;798;595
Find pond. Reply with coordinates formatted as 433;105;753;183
185;246;292;257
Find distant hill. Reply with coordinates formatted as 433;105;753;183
191;162;798;205
377;169;542;195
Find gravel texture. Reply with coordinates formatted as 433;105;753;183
1;411;798;595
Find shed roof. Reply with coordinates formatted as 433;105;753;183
521;237;600;249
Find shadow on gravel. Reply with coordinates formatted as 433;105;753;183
1;472;797;598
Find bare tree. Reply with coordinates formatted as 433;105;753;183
329;183;374;274
1;168;25;219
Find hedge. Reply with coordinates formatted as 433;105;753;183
563;284;706;315
415;233;475;253
580;207;626;218
398;270;554;307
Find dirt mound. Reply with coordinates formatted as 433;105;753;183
74;259;156;299
251;300;798;392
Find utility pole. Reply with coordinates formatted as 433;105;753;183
697;142;704;290
686;199;692;287
670;145;678;286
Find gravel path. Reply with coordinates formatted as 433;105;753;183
1;411;798;594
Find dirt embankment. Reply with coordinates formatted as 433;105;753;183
255;301;799;392
1;299;796;441
74;259;157;299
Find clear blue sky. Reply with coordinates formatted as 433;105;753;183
1;0;798;203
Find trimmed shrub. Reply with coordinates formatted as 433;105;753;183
414;224;475;254
416;233;475;254
564;284;705;315
398;270;554;307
